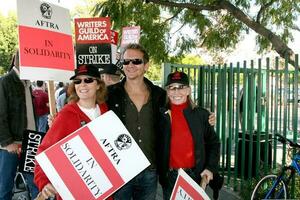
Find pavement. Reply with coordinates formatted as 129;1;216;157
156;183;241;200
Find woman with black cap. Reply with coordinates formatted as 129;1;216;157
34;64;108;200
157;71;220;200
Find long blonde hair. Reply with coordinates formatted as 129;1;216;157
68;78;107;104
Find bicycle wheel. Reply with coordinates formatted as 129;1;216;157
251;174;287;200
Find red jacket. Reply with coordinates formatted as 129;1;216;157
34;102;109;200
32;89;49;116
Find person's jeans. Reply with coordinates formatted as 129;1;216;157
162;168;196;200
114;168;158;200
0;149;18;200
0;149;39;200
37;114;48;133
23;173;39;199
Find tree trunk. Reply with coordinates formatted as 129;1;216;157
219;0;295;66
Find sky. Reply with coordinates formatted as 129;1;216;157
0;0;83;13
1;0;299;64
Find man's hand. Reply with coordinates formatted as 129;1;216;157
5;143;21;154
200;169;213;189
208;112;216;126
47;113;56;128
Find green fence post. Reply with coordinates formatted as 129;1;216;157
163;63;172;87
234;62;240;191
241;61;248;182
255;59;262;178
264;58;270;174
211;65;216;112
199;67;205;107
247;61;255;179
282;56;289;165
227;63;234;184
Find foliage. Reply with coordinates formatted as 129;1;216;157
180;54;205;65
92;0;169;64
70;0;100;18
144;54;205;81
145;61;161;81
0;12;18;74
239;177;259;200
92;0;300;63
71;0;164;80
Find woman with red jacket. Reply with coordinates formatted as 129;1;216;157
34;64;108;200
157;71;220;200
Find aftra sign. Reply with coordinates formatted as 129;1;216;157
170;169;210;200
36;111;150;200
17;0;75;81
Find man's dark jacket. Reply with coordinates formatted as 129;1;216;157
106;77;166;164
157;105;220;185
0;70;27;147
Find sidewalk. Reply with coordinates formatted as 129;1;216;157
156;184;241;200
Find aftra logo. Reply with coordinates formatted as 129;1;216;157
40;3;52;19
114;134;132;150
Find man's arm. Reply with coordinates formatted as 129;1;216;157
0;78;14;147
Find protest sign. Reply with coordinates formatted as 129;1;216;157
36;111;150;200
111;30;118;46
170;169;210;200
75;17;111;44
75;17;115;68
19;130;45;174
17;0;75;81
111;30;119;64
120;26;140;47
75;43;112;66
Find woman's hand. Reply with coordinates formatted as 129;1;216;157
200;169;213;189
41;183;57;199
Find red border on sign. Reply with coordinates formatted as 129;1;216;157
18;25;74;71
45;126;124;199
171;176;205;200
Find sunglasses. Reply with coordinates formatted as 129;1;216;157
122;59;144;65
73;78;96;85
167;85;188;91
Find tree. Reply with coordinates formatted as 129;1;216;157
0;12;18;74
92;0;300;66
92;0;170;63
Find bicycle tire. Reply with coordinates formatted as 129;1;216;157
251;174;287;200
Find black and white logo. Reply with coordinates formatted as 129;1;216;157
114;134;132;150
40;3;52;19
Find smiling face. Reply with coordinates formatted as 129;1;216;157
122;49;149;80
73;75;100;101
167;83;191;105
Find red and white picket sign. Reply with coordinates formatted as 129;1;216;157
75;17;111;44
120;26;141;47
17;0;75;81
36;111;150;200
170;169;210;200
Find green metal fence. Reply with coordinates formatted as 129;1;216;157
163;55;299;196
